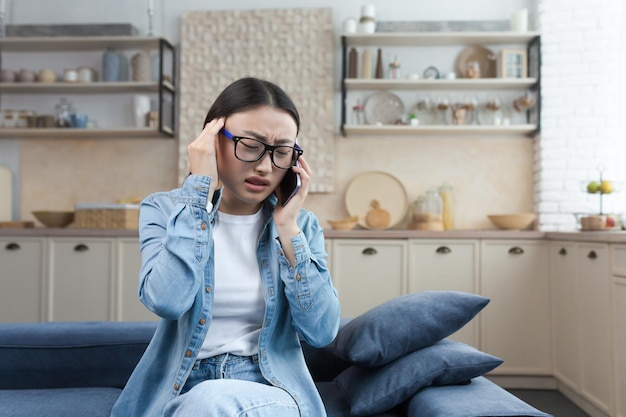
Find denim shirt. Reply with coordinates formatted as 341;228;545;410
110;175;341;417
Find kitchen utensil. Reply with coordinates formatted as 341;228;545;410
455;46;497;78
345;171;409;229
363;91;404;125
31;210;75;228
132;94;151;127
487;213;536;230
365;199;391;229
327;215;359;230
17;68;36;82
0;221;34;229
0;165;13;221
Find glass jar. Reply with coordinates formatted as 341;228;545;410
412;188;444;231
438;183;454;230
351;100;364;125
55;97;74;128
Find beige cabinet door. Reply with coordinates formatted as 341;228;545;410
407;239;479;346
0;237;45;322
331;239;407;318
480;240;551;375
48;238;114;321
612;276;626;417
116;238;158;321
578;243;612;415
549;241;582;391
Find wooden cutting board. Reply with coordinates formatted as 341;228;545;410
0;165;12;222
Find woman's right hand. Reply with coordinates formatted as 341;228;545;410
187;117;225;195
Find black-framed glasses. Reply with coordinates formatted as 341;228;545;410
220;128;303;169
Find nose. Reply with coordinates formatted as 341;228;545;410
255;150;273;172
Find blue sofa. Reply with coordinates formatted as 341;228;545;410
0;292;552;417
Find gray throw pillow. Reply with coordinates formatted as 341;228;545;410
334;339;503;416
328;291;490;367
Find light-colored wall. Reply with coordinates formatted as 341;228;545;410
5;0;541;230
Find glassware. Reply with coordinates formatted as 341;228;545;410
351;99;365;125
54;97;74;128
433;96;451;125
438;183;454;230
411;188;444;230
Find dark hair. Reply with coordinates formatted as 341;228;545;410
203;77;300;134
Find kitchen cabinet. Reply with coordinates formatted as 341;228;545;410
330;239;407;317
47;237;114;321
480;240;551;375
0;36;176;138
407;239;479;346
115;238;157;321
0;237;45;322
551;241;613;417
549;241;582;392
611;244;626;417
340;32;541;137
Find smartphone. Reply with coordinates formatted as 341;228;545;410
279;161;301;207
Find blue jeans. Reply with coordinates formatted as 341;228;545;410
163;353;300;417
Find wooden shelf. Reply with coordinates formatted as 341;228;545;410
343;124;538;136
343;32;541;47
0;36;167;52
0;127;174;138
0;81;176;94
345;78;538;90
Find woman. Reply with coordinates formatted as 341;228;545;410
111;77;341;417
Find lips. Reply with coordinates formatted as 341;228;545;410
245;176;271;193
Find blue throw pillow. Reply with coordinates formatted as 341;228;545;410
328;291;490;367
334;339;503;417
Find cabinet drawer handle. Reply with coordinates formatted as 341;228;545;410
74;244;89;252
509;247;524;255
5;242;20;251
362;247;378;256
559;248;567;256
436;246;451;254
587;250;597;259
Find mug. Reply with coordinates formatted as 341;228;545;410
71;113;88;128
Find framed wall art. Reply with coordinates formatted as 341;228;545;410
500;49;527;78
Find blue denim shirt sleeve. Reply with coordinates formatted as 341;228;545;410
274;212;341;348
137;175;220;319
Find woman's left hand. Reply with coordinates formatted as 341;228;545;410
273;156;311;265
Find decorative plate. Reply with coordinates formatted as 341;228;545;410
454;46;497;78
363;92;404;125
345;171;409;229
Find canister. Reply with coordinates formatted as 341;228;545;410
77;67;97;82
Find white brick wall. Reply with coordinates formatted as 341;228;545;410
536;0;626;231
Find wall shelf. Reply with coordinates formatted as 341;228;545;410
0;36;177;138
343;124;538;136
345;78;539;91
340;32;542;137
0;127;173;138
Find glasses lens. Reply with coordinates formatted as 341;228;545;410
235;138;298;169
235;138;265;162
272;146;298;168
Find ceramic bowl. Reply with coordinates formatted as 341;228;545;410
487;213;536;230
327;215;359;231
32;210;75;228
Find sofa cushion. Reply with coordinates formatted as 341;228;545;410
327;291;489;367
0;387;121;417
0;321;156;389
406;376;552;417
317;382;404;417
334;339;503;417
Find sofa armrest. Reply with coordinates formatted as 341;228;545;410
0;321;156;390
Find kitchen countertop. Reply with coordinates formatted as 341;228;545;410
3;227;626;243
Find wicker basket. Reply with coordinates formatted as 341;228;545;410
74;204;139;229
